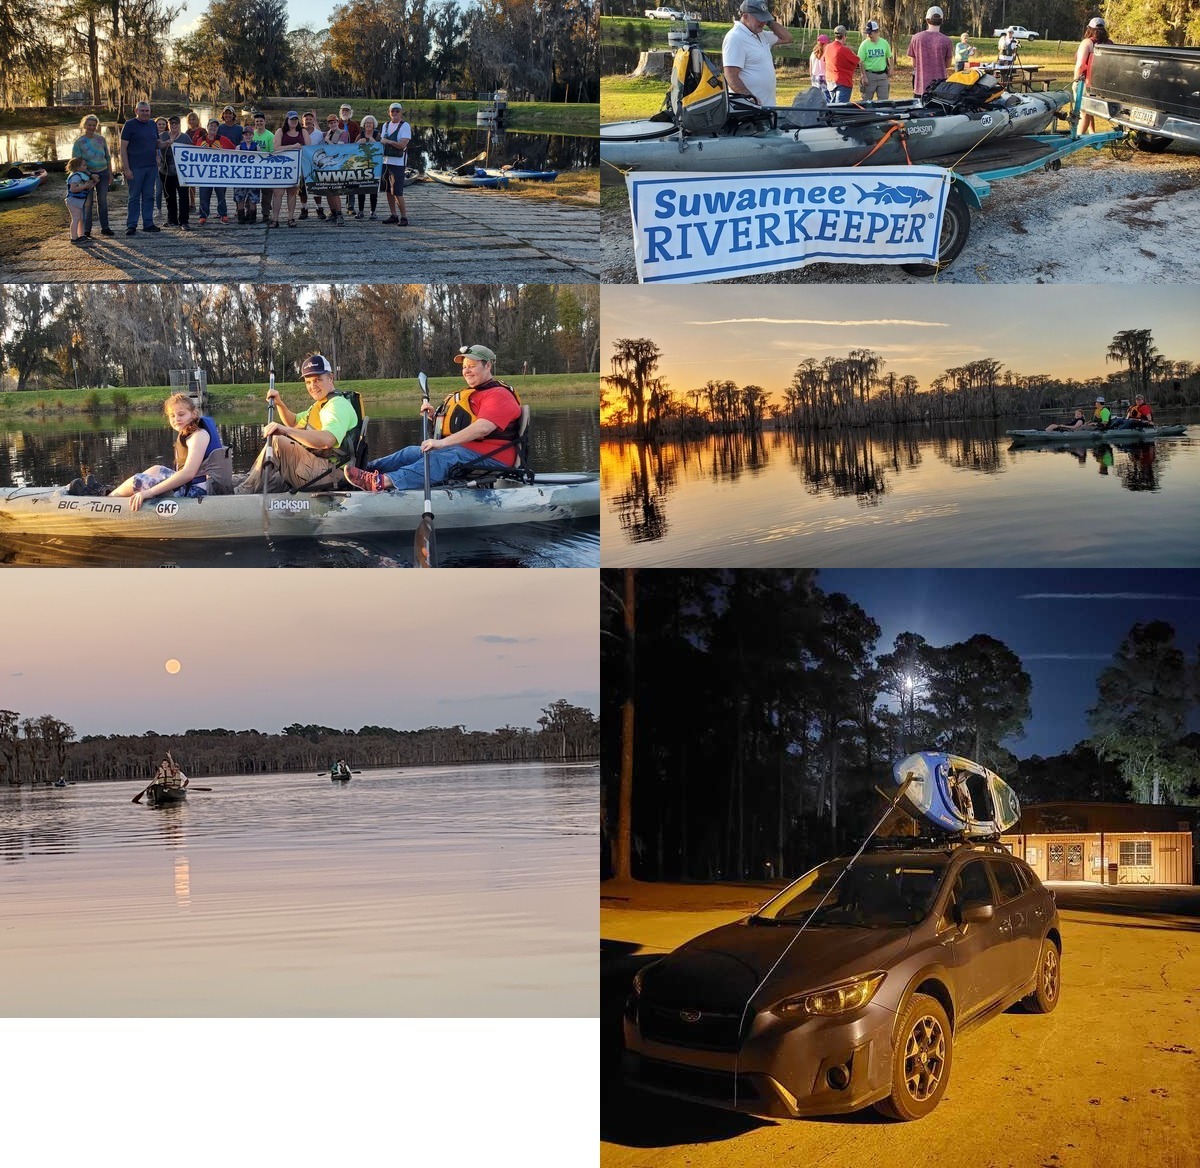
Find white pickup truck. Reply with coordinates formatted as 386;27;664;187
645;7;697;19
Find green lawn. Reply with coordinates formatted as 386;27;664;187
0;373;599;420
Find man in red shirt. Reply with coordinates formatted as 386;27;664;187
1110;394;1154;430
196;118;234;224
825;25;864;103
344;344;525;491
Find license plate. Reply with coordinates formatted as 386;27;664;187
1128;106;1158;126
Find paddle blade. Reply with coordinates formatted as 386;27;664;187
414;514;437;568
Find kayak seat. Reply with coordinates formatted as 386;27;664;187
444;404;535;487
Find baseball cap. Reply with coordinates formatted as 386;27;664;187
302;354;334;377
222;105;235;114
926;6;943;17
454;344;496;365
286;110;299;119
817;33;830;43
1095;396;1105;403
389;102;403;111
834;24;848;35
1088;16;1105;27
865;20;880;31
738;0;772;18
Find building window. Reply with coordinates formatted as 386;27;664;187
1027;846;1039;863
1119;841;1152;867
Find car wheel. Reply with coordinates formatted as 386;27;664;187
875;993;953;1121
1023;936;1060;1013
1132;131;1173;154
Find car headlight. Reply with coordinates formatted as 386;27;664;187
631;960;661;997
772;972;887;1018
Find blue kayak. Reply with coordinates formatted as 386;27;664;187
0;175;43;202
893;751;1021;837
483;167;559;182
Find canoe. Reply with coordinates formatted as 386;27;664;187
1007;425;1186;444
0;474;599;540
893;751;1021;837
16;158;67;173
600;90;1069;173
427;168;510;188
145;780;188;807
0;176;44;202
483;167;559;182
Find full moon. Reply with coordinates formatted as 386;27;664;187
165;659;181;674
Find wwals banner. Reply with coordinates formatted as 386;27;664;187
301;142;384;193
627;166;951;284
172;144;301;188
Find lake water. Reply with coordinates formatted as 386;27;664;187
600;414;1200;566
0;762;598;1017
1;118;598;177
0;403;599;567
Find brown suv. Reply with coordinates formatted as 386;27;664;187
623;840;1061;1120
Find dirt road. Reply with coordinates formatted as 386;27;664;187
601;881;1200;1168
5;181;600;283
601;144;1200;285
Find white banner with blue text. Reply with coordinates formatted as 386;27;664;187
628;167;951;284
172;144;302;188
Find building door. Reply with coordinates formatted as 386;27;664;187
1065;842;1083;879
1048;843;1067;879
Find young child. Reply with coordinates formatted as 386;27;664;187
234;132;261;224
86;393;230;509
64;157;98;244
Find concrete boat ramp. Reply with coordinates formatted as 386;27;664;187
5;182;600;283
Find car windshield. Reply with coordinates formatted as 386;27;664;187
753;858;948;928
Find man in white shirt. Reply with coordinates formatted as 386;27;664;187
721;0;794;107
380;101;412;226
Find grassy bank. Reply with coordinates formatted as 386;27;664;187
0;373;599;420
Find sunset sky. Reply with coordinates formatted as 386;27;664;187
0;570;597;737
602;285;1200;409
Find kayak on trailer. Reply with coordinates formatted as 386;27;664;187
427;168;510;188
0;175;44;202
0;474;599;540
1007;425;1186;444
893;751;1021;838
483;167;559;182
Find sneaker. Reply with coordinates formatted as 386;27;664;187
125;227;137;235
144;224;161;232
316;208;326;220
336;214;345;226
100;227;114;236
398;217;409;226
369;212;377;220
179;223;191;231
197;216;207;226
383;215;399;224
343;465;390;492
300;208;308;219
354;210;363;220
70;238;85;246
220;215;230;224
167;219;179;227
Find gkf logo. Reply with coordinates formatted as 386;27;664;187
156;501;180;515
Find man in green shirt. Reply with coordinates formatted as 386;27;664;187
860;20;893;101
1088;396;1112;430
237;354;359;492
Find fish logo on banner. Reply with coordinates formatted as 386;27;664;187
627;166;951;285
172;144;301;188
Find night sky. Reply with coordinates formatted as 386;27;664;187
817;569;1200;758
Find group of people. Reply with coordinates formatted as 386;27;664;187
66;100;412;242
722;3;1113;115
66;345;525;504
1044;395;1155;433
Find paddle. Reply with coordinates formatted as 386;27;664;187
414;370;437;569
262;363;275;534
453;151;487;174
317;770;362;775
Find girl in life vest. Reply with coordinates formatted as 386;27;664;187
106;393;231;510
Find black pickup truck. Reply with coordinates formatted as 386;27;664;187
1082;43;1200;152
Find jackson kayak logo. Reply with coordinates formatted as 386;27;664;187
269;498;311;512
155;501;179;515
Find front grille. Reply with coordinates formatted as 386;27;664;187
636;1058;761;1103
640;1001;748;1050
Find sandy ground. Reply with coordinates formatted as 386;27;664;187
601;880;1200;1168
600;141;1200;285
4;181;601;283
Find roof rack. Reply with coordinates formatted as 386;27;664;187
866;834;1007;853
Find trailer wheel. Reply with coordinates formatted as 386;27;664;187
1043;158;1061;173
1132;131;1173;154
902;184;970;277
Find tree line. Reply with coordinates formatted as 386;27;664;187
0;282;600;394
2;0;597;113
0;699;598;785
602;570;1200;883
602;331;1199;438
601;1;1198;48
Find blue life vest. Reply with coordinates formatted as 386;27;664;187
174;415;224;483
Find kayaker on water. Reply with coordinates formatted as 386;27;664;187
1087;396;1112;430
1045;408;1086;432
720;0;793;108
1107;394;1154;431
344;344;523;492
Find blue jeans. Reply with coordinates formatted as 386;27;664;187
84;168;111;233
199;187;228;218
368;445;508;491
830;84;852;103
125;165;156;228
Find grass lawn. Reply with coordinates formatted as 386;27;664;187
0;182;63;263
0;373;600;421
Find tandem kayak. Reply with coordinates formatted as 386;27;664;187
427;169;509;188
600;89;1070;173
0;175;44;202
893;751;1021;838
0;474;599;540
483;167;559;182
1007;425;1187;444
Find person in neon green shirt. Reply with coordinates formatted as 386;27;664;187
1088;396;1112;429
859;20;893;101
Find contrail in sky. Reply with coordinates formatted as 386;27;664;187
1020;593;1200;601
684;318;949;327
1023;654;1113;661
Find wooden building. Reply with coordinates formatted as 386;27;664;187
1000;802;1197;886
